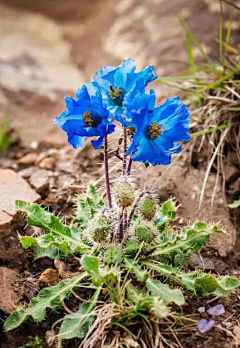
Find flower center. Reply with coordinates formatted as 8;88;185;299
109;85;124;106
82;110;102;128
145;122;163;140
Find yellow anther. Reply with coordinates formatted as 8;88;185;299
109;87;123;100
149;123;163;139
82;111;93;127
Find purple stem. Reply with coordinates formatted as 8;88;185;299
104;134;112;209
127;156;133;176
122;127;127;176
119;211;123;242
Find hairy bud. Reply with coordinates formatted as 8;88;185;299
114;182;135;208
91;216;110;243
135;225;153;242
140;196;157;220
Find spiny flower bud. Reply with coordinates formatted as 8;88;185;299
91;216;110;243
114;182;135;208
140;196;157;220
135;225;153;242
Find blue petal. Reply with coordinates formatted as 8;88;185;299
132;138;171;166
67;134;86;149
91;135;105;149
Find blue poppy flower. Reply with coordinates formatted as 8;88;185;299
92;58;157;123
126;92;190;166
53;83;115;149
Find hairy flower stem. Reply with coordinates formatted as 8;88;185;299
119;211;123;242
122;127;127;176
104;134;112;209
127;156;133;176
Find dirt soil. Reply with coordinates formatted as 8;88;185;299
0;1;240;348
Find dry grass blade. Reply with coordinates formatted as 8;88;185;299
199;127;230;210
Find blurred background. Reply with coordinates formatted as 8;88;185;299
0;0;239;146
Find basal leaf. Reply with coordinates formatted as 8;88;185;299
81;255;116;285
125;258;148;282
16;201;90;256
4;273;86;332
216;276;240;290
81;255;100;281
152;222;224;267
58;288;100;347
146;279;184;306
126;284;169;319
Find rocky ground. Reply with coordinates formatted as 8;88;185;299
0;0;240;347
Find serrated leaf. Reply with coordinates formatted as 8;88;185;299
17;201;90;257
125;258;148;282
74;185;104;227
146;279;184;306
160;199;178;221
4;273;86;332
152;222;223;266
81;255;116;285
58;288;100;347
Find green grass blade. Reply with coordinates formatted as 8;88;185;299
190;124;230;138
198;69;238;93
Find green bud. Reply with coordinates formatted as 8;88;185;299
91;216;110;243
140;196;157;220
135;225;153;242
114;182;135;208
105;246;124;265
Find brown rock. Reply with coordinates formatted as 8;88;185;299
17;152;38;165
0;169;40;236
39;268;59;286
0;267;21;314
38;156;56;170
29;169;51;196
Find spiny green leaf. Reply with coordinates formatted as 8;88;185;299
16;201;90;256
152;222;223;266
143;262;239;297
125;258;148;282
146;279;184;306
81;255;100;280
81;255;116;285
4;273;86;331
58;288;100;347
74;184;104;227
